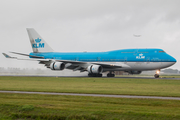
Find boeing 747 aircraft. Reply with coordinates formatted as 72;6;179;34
3;28;176;78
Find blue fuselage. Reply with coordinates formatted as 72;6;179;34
30;48;176;63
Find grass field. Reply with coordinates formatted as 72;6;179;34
0;76;180;97
1;76;180;119
1;93;180;120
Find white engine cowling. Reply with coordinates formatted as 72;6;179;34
50;62;65;70
87;65;103;74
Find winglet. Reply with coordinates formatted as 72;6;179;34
2;53;17;59
2;53;12;58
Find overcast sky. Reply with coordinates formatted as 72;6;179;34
0;0;180;70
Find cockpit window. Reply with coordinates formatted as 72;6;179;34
159;51;165;53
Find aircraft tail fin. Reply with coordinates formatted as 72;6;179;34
26;28;53;53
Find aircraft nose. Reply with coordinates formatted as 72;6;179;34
170;56;176;63
169;56;176;66
161;55;176;68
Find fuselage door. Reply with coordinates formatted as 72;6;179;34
75;57;79;61
124;57;127;63
97;57;101;62
133;49;138;56
146;57;150;63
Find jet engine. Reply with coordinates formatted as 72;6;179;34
50;62;65;70
87;65;103;74
127;71;142;74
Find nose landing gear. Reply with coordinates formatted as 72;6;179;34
154;70;160;78
154;74;159;78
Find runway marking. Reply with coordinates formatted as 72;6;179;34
0;90;180;100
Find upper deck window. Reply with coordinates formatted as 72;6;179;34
159;51;165;53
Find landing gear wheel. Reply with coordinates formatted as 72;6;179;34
154;74;159;78
88;73;102;77
88;73;93;77
97;74;102;77
107;73;115;77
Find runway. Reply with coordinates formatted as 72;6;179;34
1;90;180;100
1;75;180;80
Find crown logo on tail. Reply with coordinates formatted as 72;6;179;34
32;38;44;48
35;38;41;43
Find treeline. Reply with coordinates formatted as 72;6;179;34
161;69;179;74
0;67;85;76
0;67;54;75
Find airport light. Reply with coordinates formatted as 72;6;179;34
156;70;160;74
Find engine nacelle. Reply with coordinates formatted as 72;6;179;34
50;62;65;70
127;71;142;74
87;65;103;74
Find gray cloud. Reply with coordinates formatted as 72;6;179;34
0;0;180;70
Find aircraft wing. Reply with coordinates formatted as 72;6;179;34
91;62;123;68
2;53;127;72
2;53;49;61
55;60;125;72
10;52;44;58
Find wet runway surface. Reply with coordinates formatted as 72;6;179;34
115;76;180;80
0;90;180;100
1;75;180;80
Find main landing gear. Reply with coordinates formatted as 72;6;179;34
88;71;115;77
107;72;115;77
88;73;102;77
154;70;160;78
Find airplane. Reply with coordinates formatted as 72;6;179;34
133;34;141;37
3;28;177;78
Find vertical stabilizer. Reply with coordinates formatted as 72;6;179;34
27;28;53;53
